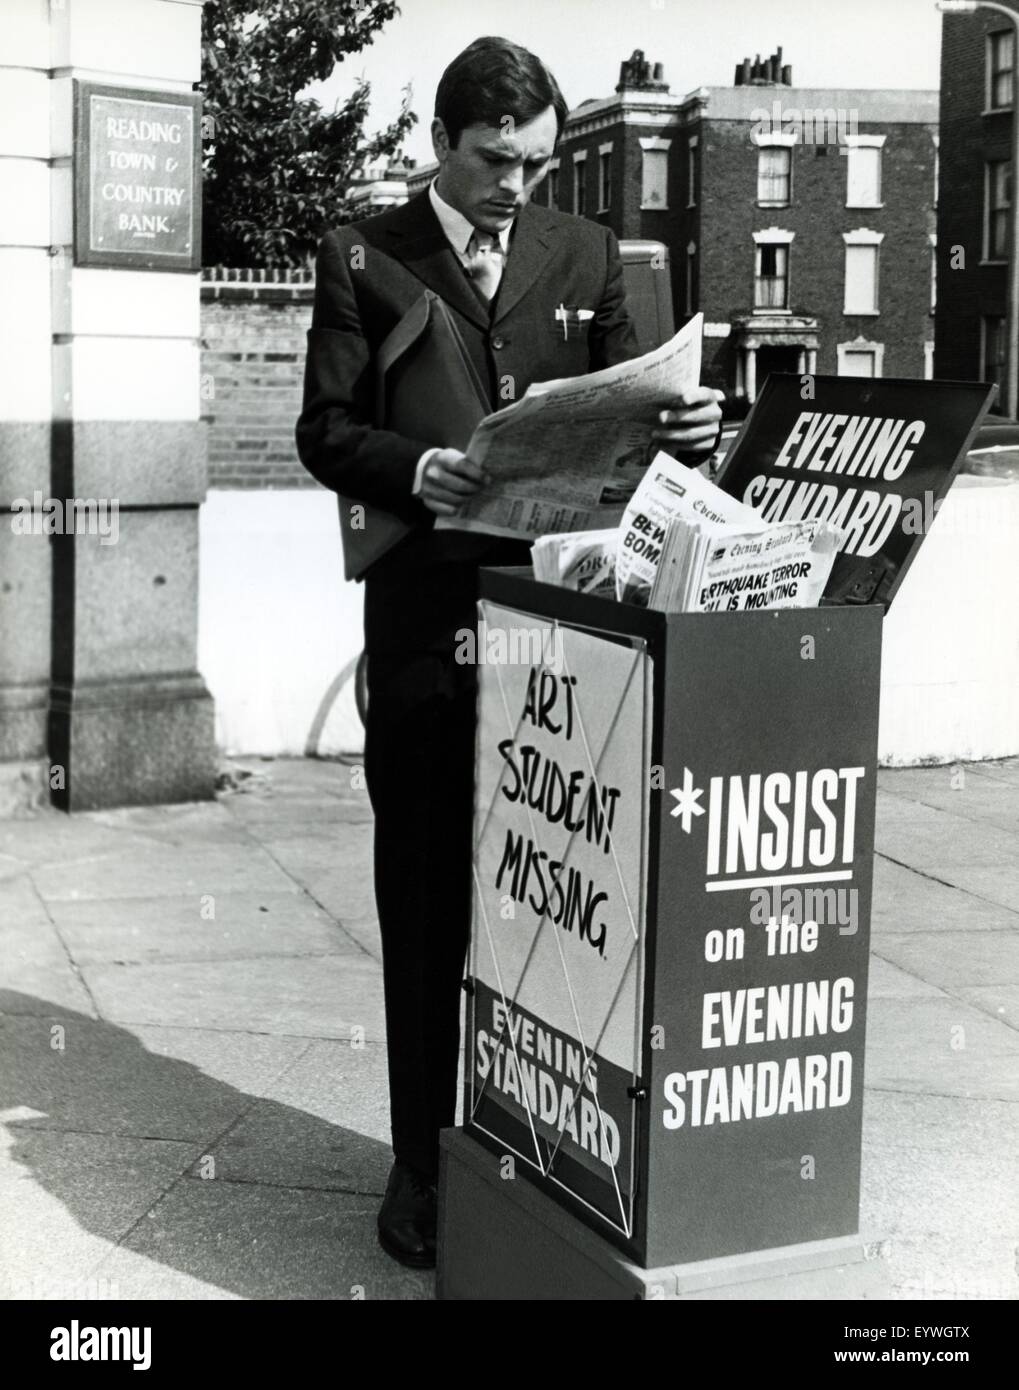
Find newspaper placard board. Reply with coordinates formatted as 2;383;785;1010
467;605;652;1237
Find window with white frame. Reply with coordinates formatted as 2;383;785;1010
598;143;612;212
754;133;795;207
837;339;884;377
989;29;1015;110
843;229;883;314
572;151;587;215
986;159;1011;260
687;136;698;208
640;137;671;210
845;135;885;208
753;230;794;310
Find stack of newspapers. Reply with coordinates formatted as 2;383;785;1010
531;452;842;614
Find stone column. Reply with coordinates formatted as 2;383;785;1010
807;348;818;375
1;0;216;813
0;2;53;814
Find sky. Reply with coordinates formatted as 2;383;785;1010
312;0;946;166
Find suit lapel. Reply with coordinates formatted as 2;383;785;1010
377;192;563;330
492;203;559;325
378;191;491;332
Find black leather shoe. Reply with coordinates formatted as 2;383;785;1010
377;1162;437;1269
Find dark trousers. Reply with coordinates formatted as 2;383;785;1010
363;647;478;1181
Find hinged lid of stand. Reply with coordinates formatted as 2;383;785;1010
715;375;996;610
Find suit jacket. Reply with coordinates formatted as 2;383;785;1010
296;188;641;651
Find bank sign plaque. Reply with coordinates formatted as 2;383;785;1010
74;82;201;271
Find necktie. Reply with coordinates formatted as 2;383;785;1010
463;230;504;302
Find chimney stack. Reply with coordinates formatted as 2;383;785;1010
733;47;792;87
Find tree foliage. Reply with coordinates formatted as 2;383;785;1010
201;0;416;267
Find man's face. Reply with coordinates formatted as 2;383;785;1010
432;105;558;234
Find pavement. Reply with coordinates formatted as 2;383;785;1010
0;755;1017;1302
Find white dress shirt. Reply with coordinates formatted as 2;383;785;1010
411;181;511;496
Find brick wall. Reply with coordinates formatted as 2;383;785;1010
699;118;938;384
935;8;1016;384
557;102;937;394
201;270;315;489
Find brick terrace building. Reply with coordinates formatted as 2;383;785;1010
541;49;940;408
936;4;1017;407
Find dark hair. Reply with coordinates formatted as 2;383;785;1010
435;37;569;148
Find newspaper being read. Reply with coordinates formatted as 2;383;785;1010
434;312;704;540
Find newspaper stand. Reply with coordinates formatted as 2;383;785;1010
437;376;992;1300
437;568;883;1299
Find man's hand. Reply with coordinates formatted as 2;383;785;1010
419;449;488;517
652;386;725;457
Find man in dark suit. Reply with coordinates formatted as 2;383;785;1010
296;36;723;1269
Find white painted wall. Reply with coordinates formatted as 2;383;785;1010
197;479;1019;767
198;490;366;757
878;475;1019;765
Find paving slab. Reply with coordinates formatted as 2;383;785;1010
91;1178;434;1301
877;768;1019;833
331;915;382;961
859;1091;1019;1300
858;1234;1019;1301
965;759;1019;789
874;799;1018;870
926;865;1019;915
225;784;375;835
0;1129;202;1299
0;876;96;1017
866;955;944;999
872;856;1018;935
204;1040;392;1195
957;984;1019;1031
865;996;1019;1100
34;841;300;903
79;955;386;1040
0;851;30;884
875;931;1019;990
257;821;374;871
0;812;159;870
48;891;364;967
86;801;254;847
0;1013;306;1141
275;859;378;926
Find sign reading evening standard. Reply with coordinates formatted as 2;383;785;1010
466;604;651;1236
74;82;201;271
716;375;996;609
